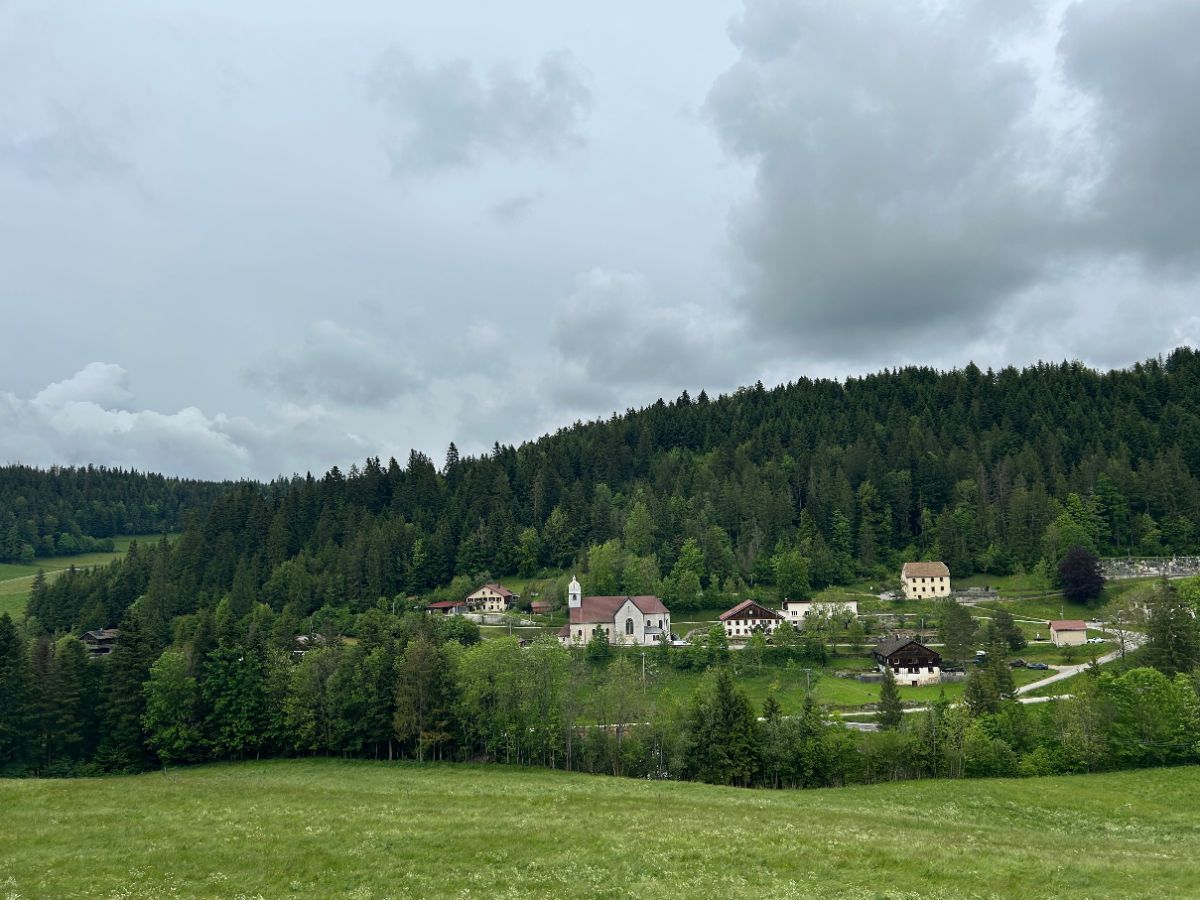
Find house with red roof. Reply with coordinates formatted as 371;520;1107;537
465;583;517;613
718;600;782;639
1049;620;1088;647
557;576;670;647
426;600;466;616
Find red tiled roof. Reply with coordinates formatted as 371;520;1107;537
481;583;515;598
718;599;781;621
569;595;668;624
1048;620;1087;631
427;600;465;609
902;561;950;578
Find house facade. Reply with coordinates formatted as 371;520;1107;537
901;561;951;599
465;583;517;613
1049;619;1088;647
873;636;942;686
558;576;670;647
779;598;859;625
718;600;782;638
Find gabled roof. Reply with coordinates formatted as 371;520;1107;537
874;636;940;659
1049;620;1088;631
82;628;119;641
569;595;668;624
469;583;515;598
718;599;781;621
902;561;950;578
427;600;465;609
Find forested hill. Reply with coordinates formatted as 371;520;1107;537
31;348;1200;631
0;465;229;563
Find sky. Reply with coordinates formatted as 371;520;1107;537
2;0;1198;481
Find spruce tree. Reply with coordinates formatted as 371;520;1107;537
877;665;903;730
0;613;34;771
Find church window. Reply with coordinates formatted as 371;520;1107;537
625;618;634;636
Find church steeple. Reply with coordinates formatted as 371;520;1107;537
568;575;581;609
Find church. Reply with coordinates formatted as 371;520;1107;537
557;576;671;647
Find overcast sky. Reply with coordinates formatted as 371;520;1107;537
2;0;1198;480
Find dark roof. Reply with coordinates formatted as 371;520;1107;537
874;636;940;660
718;599;781;621
902;561;950;578
82;628;119;642
1049;620;1088;631
569;595;668;624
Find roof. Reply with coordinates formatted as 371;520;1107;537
1049;620;1088;631
718;599;781;621
472;582;514;598
874;636;940;659
82;628;119;641
427;600;465;609
902;561;950;578
569;595;668;624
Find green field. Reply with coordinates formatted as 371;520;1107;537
0;535;170;620
2;759;1198;898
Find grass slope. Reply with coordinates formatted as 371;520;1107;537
3;760;1199;899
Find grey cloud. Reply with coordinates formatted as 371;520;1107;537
707;0;1062;356
0;105;127;185
244;320;422;408
368;49;592;174
549;268;743;405
1059;0;1200;268
488;192;542;222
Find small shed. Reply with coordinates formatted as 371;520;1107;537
530;600;552;615
1049;620;1087;647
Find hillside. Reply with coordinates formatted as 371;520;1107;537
29;349;1200;632
2;759;1198;898
0;464;226;564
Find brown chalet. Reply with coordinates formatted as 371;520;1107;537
82;628;119;658
718;600;781;639
873;636;942;686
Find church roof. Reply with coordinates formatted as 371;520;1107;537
569;595;668;624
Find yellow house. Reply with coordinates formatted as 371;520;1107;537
901;561;951;599
465;583;517;613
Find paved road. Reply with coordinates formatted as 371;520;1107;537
1014;624;1144;695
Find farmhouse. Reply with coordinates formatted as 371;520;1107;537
426;600;466;616
82;628;119;658
719;600;782;638
873;636;942;686
779;598;859;624
557;576;670;647
901;561;951;599
1049;620;1088;647
465;583;517;613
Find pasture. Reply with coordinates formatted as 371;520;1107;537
2;759;1198;898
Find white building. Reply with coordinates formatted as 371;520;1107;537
557;576;670;647
779;598;859;625
901;561;951;600
718;600;781;639
465;583;517;613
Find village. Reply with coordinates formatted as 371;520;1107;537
418;560;1114;702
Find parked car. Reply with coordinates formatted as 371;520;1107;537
1009;659;1027;668
1028;662;1050;670
1086;636;1106;644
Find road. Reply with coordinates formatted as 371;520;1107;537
1013;623;1144;695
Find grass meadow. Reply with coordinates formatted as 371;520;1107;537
0;535;168;620
2;759;1199;898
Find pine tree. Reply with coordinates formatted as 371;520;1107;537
877;665;903;729
0;613;34;771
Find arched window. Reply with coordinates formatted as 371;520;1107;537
625;617;634;636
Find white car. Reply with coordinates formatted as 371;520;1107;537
1085;636;1106;644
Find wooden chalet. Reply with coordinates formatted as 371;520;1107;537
82;628;119;658
718;599;782;638
873;636;942;686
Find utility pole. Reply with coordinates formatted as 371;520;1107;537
641;651;646;691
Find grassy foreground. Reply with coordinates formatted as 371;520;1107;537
3;760;1199;898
